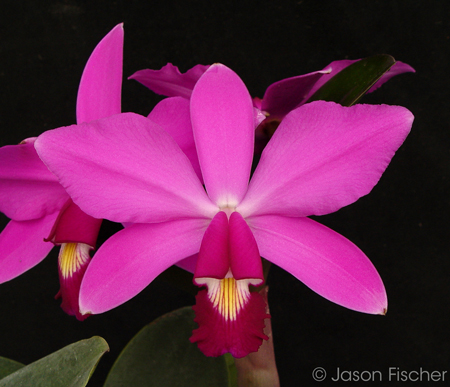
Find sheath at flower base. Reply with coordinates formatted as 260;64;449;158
0;24;124;320
35;64;414;357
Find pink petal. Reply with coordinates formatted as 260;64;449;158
260;69;329;119
228;212;263;281
238;101;413;218
76;24;123;123
0;212;58;283
248;215;387;314
79;218;209;314
190;64;254;206
0;141;68;221
148;97;202;181
129;63;209;99
47;199;102;247
368;60;415;93
35;113;217;224
194;211;229;279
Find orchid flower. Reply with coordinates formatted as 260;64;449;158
129;59;414;121
130;60;414;156
0;24;124;319
35;64;413;357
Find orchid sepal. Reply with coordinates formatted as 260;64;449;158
0;213;58;283
129;63;210;99
248;214;388;315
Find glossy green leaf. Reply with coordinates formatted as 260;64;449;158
0;357;24;379
307;54;396;106
104;306;235;387
0;336;109;387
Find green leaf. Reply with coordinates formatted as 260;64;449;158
0;357;24;379
307;54;396;106
104;306;234;387
0;336;109;387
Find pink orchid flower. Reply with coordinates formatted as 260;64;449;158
0;24;124;319
130;60;414;155
35;64;413;357
129;59;415;121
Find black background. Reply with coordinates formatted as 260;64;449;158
1;1;449;386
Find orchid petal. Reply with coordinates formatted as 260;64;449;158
191;64;254;207
129;63;209;99
76;24;123;123
79;218;209;314
248;215;387;314
148;97;202;181
0;141;68;221
35;113;217;223
261;69;330;119
367;60;415;93
0;212;58;283
238;101;413;218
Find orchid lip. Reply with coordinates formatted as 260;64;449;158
57;242;91;321
195;274;261;321
190;275;269;357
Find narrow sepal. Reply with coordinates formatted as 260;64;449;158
129;63;209;98
249;215;387;314
79;219;208;315
0;213;58;283
76;23;123;123
191;64;254;206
